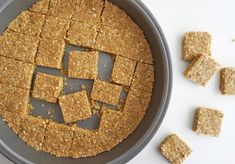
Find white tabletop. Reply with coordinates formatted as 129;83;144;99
1;0;235;163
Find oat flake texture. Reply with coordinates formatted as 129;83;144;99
0;0;154;158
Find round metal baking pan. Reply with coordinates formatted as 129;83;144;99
0;0;172;163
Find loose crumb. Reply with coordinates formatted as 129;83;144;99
80;84;87;90
47;108;54;118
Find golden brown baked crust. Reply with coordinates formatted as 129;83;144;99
8;11;46;37
0;0;154;158
19;115;49;151
220;67;235;95
94;25;123;54
101;0;127;29
118;17;153;64
0;111;22;134
29;0;50;14
68;51;98;79
0;56;35;89
36;38;65;69
32;73;63;103
0;84;30;114
48;0;77;19
70;127;112;158
59;91;91;123
111;56;137;86
66;21;98;48
91;80;122;106
42;121;74;157
131;62;154;92
184;54;220;86
0;31;39;63
183;32;211;61
41;16;70;40
160;134;192;164
193;107;224;137
72;0;104;24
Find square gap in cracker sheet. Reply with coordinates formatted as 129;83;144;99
28;44;123;130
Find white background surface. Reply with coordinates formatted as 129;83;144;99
1;0;235;163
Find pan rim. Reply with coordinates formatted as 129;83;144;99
0;0;173;163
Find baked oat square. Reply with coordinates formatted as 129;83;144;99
184;54;220;86
66;21;98;48
7;11;46;37
19;115;49;151
42;121;74;157
0;31;39;63
220;68;235;95
41;16;70;40
0;56;35;89
32;73;63;103
123;88;151;115
111;56;137;86
59;91;91;123
29;0;50;14
94;25;122;54
0;84;30;114
183;32;211;61
122;89;151;133
70;127;110;158
91;80;122;106
36;38;65;69
48;0;77;19
101;1;127;29
160;134;192;164
72;0;104;24
68;51;98;79
1;111;22;134
131;62;154;92
118;17;153;64
193;107;224;137
99;109;128;142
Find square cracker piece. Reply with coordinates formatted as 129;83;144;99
48;0;77;19
160;134;192;164
0;111;22;134
111;56;137;86
7;11;46;37
72;0;104;24
19;115;49;151
101;1;127;29
29;0;50;14
183;32;211;61
193;107;224;137
99;109;128;143
41;16;70;40
59;91;91;123
66;21;98;48
68;51;98;79
131;62;154;92
184;54;220;86
70;127;111;158
118;17;153;64
91;80;122;106
0;56;35;89
123;89;152;132
36;38;65;69
94;25;123;54
220;67;235;95
42;121;74;157
0;83;30;114
0;31;39;63
32;73;63;103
